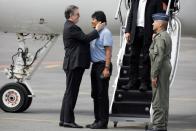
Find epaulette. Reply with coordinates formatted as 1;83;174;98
154;33;161;39
157;34;161;37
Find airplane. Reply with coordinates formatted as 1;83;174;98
0;0;195;36
0;0;195;127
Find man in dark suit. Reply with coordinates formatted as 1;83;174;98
59;5;105;128
122;0;163;91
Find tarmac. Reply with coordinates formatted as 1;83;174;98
0;33;196;131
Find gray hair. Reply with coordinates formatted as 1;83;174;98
64;5;79;19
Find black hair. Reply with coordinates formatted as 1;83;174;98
64;5;78;19
91;11;107;23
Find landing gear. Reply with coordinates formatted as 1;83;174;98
0;82;32;112
0;33;59;112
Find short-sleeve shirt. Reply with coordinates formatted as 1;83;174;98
90;27;113;63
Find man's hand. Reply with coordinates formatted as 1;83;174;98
151;77;157;88
125;32;131;43
102;68;110;78
95;22;105;31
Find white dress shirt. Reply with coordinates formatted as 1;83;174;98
137;0;147;27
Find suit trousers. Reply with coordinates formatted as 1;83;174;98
129;26;151;86
91;62;112;124
60;67;85;123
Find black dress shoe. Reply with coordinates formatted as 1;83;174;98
147;129;167;131
121;84;130;90
139;83;148;92
62;122;83;128
86;121;97;128
59;121;64;127
90;121;107;129
121;82;134;90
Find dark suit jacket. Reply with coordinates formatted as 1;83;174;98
125;0;163;47
63;20;99;70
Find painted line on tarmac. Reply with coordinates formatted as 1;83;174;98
0;61;61;72
42;61;63;65
0;64;9;68
0;117;87;125
184;129;196;131
0;65;9;72
0;117;58;123
45;64;60;69
171;97;196;102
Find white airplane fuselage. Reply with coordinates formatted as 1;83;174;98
0;0;195;37
0;0;122;34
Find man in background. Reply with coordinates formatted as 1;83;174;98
122;0;163;91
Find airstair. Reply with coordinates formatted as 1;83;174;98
109;0;181;129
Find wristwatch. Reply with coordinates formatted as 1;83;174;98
105;64;110;69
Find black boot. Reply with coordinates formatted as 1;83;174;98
139;83;148;92
147;129;167;131
121;82;134;90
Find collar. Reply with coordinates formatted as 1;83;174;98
154;29;166;38
66;19;75;24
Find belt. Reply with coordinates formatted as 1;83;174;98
136;26;144;34
137;26;144;29
93;61;105;65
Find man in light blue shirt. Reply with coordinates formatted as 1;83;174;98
90;27;113;63
86;11;113;129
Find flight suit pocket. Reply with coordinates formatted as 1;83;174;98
152;45;159;61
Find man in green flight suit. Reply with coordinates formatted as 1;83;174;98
148;13;172;131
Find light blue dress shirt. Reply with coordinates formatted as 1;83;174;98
90;27;113;63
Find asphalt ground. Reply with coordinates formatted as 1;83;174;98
0;33;196;131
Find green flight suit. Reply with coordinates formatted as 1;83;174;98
149;30;172;130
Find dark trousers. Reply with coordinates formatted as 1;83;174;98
91;62;112;124
60;67;85;123
129;26;151;86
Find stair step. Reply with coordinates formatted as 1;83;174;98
117;78;129;89
125;44;131;54
117;77;129;84
120;66;130;78
114;101;151;104
114;90;152;102
111;101;151;115
110;113;149;118
117;78;140;90
122;54;131;66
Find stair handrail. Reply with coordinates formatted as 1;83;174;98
115;0;124;25
166;0;181;87
110;1;131;114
